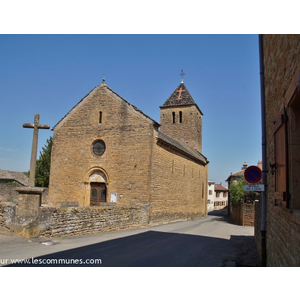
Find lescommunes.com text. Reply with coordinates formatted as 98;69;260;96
1;258;102;266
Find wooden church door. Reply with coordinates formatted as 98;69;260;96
90;183;106;206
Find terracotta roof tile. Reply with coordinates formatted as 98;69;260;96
215;184;228;191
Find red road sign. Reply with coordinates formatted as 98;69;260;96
244;166;262;184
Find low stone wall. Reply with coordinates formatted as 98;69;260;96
231;202;255;226
0;203;11;230
0;202;149;238
242;203;255;226
231;203;242;225
149;211;205;225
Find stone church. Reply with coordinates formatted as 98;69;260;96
48;77;209;223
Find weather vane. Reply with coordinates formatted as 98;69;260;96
180;70;185;83
102;73;106;83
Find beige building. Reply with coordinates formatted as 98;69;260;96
48;79;209;224
207;181;228;210
214;184;228;209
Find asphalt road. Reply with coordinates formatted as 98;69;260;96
0;209;261;267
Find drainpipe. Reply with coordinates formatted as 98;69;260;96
259;34;267;267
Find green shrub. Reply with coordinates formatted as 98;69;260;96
229;178;245;207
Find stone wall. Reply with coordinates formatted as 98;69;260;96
256;189;300;266
231;203;242;225
0;203;11;230
262;34;300;266
0;202;149;238
0;185;49;204
242;203;255;226
0;184;20;202
266;206;300;266
231;202;255;226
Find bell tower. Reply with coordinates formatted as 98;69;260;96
159;77;203;152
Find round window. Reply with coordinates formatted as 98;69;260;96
92;140;106;156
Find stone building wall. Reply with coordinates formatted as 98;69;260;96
254;200;262;260
48;83;208;226
265;205;300;266
260;34;300;266
48;84;156;207
149;135;207;224
160;105;203;152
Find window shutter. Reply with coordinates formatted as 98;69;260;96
273;108;288;207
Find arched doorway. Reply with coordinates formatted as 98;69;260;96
86;169;108;206
90;182;106;206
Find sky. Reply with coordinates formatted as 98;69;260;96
0;34;261;185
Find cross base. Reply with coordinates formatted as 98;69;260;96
15;187;44;217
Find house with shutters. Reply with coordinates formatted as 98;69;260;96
214;184;228;209
207;181;228;210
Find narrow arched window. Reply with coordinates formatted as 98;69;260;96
172;112;175;124
179;111;182;123
99;111;103;124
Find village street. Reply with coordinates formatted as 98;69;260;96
0;209;261;267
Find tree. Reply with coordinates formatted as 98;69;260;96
229;177;261;206
35;136;53;187
229;178;245;207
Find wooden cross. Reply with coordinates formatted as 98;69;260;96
176;86;186;100
23;114;50;187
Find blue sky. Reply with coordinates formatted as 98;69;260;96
0;34;261;185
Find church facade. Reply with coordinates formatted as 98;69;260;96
48;79;209;224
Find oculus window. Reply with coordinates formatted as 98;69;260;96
92;140;106;156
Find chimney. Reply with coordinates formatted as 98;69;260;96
242;162;248;170
257;161;262;170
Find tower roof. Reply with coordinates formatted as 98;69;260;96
161;82;196;107
160;82;203;115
